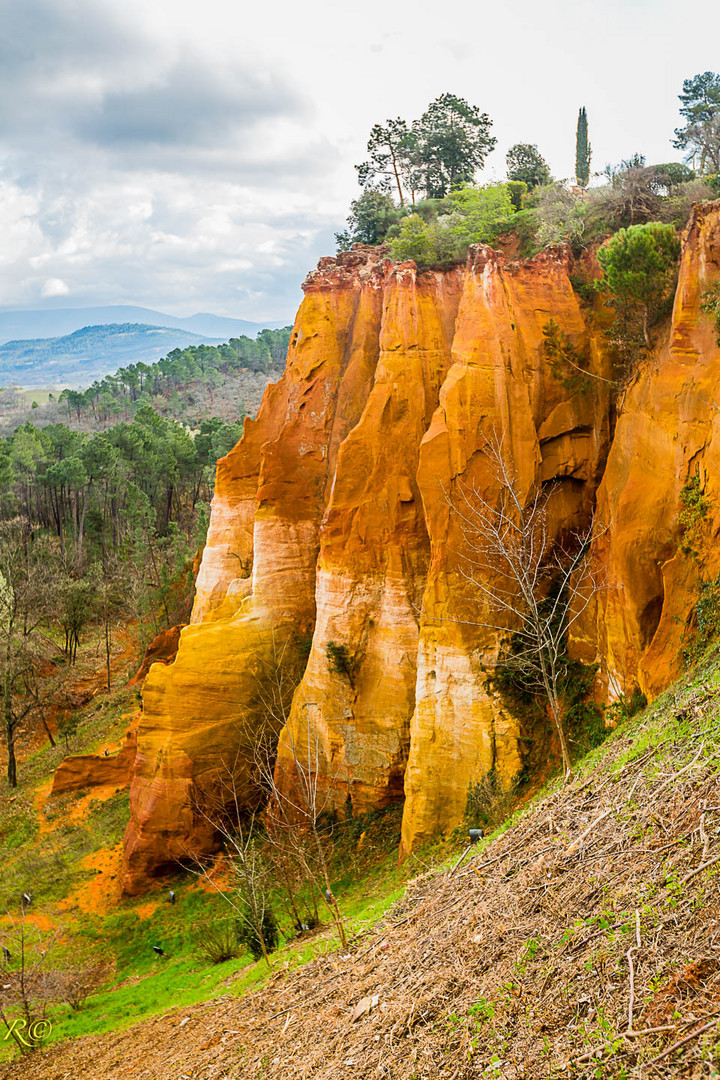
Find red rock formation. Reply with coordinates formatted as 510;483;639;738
130;625;185;686
274;261;464;814
51;727;137;796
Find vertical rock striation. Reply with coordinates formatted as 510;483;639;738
274;262;464;814
122;250;386;893
594;201;720;701
400;245;612;854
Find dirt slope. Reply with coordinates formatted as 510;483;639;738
7;658;720;1080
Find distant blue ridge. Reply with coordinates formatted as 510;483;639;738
0;322;228;390
0;304;289;344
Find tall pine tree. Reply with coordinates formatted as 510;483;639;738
575;107;591;188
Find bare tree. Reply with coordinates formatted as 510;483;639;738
0;526;59;787
447;438;606;780
185;782;278;966
0;913;59;1054
257;704;348;949
183;629;349;952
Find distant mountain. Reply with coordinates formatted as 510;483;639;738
0;323;224;389
0;305;289;345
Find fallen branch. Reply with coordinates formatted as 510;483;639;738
647;1017;719;1066
626;947;636;1033
566;810;612;855
674;852;720;887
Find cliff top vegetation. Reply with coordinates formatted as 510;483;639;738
337;76;720;269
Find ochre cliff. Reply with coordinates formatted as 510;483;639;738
122;250;386;892
593;200;720;700
122;203;720;891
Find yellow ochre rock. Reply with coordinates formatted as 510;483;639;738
122;205;720;889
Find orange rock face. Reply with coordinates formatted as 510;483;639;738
399;244;612;853
130;625;185;686
593;201;720;701
122;205;720;889
122;249;386;893
51;727;137;796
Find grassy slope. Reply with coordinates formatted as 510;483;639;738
4;650;720;1078
0;660;421;1065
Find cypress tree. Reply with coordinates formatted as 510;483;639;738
575;107;591;188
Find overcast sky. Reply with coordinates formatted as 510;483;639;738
0;0;717;322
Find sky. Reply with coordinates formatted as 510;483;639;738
0;0;718;323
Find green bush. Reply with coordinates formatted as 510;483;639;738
604;688;648;727
445;183;516;248
389;214;439;266
542;320;593;393
335;189;402;249
326;641;355;678
236;908;279;962
678;473;711;557
506;180;528;211
701;283;720;345
388;185;516;268
696;575;720;647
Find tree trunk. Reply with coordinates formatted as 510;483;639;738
549;695;572;781
5;673;17;788
311;824;347;948
40;714;56;748
77;487;89;568
104;614;111;692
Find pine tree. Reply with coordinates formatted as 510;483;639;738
575;107;591;188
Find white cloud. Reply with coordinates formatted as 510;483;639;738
0;0;717;321
41;278;70;298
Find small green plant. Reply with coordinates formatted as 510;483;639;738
542;319;594;393
678;473;711;558
700;283;720;345
236;907;279;963
685;573;720;666
325;641;355;679
468;998;496;1023
604;687;648;727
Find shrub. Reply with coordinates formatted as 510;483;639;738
463;770;517;831
55;960;112;1011
695;575;720;648
535;183;588;251
192;919;240;965
542;320;593;393
701;283;720;345
506;180;528;211
326;641;354;678
389;213;439;266
445;183;516;248
678;473;711;558
604;688;648;727
236;907;279;962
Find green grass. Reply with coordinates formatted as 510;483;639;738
0;839;415;1059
